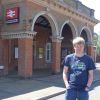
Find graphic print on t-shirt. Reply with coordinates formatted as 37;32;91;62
70;59;86;82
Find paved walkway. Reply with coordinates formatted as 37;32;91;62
0;63;100;100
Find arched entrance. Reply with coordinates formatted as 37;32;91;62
80;27;92;56
33;16;52;71
32;13;59;74
61;23;74;69
80;29;88;54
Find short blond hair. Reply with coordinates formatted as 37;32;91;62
72;37;85;45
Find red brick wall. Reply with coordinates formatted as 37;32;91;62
96;56;100;62
0;39;3;64
18;38;33;78
34;26;52;69
3;40;9;75
52;41;61;73
8;39;18;72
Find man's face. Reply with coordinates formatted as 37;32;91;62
73;42;85;53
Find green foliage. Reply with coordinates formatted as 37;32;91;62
93;33;100;55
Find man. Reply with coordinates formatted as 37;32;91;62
63;37;96;100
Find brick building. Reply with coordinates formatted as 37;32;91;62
0;0;99;78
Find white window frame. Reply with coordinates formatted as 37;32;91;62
45;43;51;63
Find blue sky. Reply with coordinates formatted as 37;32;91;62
79;0;100;34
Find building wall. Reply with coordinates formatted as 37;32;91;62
0;0;98;77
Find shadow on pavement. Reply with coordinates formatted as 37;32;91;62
0;70;65;100
0;64;100;100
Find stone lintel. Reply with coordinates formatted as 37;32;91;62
51;36;64;43
1;31;37;39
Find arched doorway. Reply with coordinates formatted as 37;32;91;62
33;15;52;72
80;29;88;54
61;24;73;69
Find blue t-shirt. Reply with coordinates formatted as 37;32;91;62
63;53;96;90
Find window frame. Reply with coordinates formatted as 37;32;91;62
45;42;51;63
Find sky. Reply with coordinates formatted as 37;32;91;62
79;0;100;34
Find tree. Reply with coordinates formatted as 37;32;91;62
93;33;100;55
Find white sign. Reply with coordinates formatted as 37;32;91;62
15;47;18;59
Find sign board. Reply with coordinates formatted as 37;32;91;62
0;66;4;69
15;47;18;59
5;7;19;24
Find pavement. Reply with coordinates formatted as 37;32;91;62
0;63;100;100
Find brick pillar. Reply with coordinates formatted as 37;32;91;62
89;45;95;60
87;45;95;61
87;45;93;56
91;46;94;59
3;39;9;75
87;45;91;56
51;38;62;74
0;39;3;64
92;46;97;62
18;38;33;78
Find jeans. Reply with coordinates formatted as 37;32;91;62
65;88;89;100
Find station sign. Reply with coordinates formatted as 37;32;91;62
5;7;19;24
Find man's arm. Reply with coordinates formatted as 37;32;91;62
63;66;69;88
85;70;94;91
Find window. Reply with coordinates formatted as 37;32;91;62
45;43;51;62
